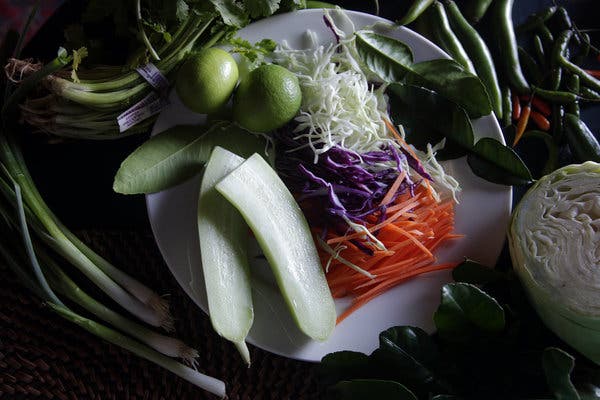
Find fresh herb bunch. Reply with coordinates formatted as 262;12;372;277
3;0;307;140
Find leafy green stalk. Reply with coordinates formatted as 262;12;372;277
42;255;198;360
2;48;72;117
47;78;150;110
136;0;161;61
47;303;226;397
57;14;213;93
0;235;47;300
13;181;64;306
0;133;171;329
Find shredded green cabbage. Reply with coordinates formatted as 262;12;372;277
274;13;392;161
274;10;461;201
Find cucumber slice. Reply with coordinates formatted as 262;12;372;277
215;153;336;341
198;146;253;364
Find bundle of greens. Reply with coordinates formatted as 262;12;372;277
3;0;307;139
0;0;306;397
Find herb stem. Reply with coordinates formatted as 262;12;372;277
136;0;161;61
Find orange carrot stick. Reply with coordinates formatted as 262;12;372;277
336;263;456;324
380;170;407;206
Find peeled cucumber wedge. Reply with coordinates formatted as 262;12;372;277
198;146;253;364
216;153;336;341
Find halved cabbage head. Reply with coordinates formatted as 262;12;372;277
508;162;600;365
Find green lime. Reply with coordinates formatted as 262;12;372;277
233;64;302;133
175;48;239;114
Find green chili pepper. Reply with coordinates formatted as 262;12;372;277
564;74;580;116
580;86;600;100
502;86;512;128
397;0;435;26
552;30;600;93
489;0;530;94
548;68;563;91
558;54;600;93
551;30;572;60
548;6;572;33
515;6;557;33
533;35;546;69
461;0;493;24
563;113;600;163
518;46;543;85
429;1;476;74
564;73;580;93
548;30;572;91
445;0;502;119
573;32;590;65
537;24;555;50
551;104;564;144
531;85;579;104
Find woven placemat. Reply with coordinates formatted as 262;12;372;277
0;229;325;399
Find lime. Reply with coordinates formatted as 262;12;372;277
233;64;302;133
175;48;239;114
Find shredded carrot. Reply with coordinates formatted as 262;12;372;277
383;118;425;175
335;263;456;324
309;118;462;323
530;110;550;131
385;191;422;213
317;182;460;323
379;170;407;206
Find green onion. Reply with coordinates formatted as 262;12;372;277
0;133;173;329
42;255;197;361
13;181;64;306
9;12;219;139
48;303;226;397
0;131;227;396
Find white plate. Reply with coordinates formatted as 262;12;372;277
146;9;512;362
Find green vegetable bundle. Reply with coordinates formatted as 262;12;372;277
0;0;307;396
3;0;307;140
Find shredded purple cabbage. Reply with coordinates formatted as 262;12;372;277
401;148;433;181
275;125;427;235
323;15;341;44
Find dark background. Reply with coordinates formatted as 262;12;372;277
17;0;598;231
